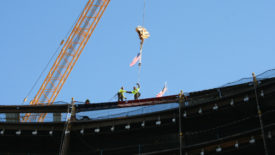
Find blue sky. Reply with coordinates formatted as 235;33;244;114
0;0;274;105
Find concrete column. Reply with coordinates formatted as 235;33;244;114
6;113;19;122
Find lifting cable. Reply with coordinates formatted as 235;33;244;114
22;43;61;105
21;10;83;105
142;0;146;27
137;40;143;84
137;0;148;84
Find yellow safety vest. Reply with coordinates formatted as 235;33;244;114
132;88;140;95
119;89;126;94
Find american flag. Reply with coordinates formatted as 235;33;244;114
156;84;168;97
129;53;141;67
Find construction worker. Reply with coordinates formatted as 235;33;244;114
85;99;90;105
118;87;127;102
130;83;141;100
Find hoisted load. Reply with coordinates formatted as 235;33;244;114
130;26;150;68
136;26;150;41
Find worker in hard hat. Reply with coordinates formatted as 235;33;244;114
85;99;90;105
118;87;127;102
130;83;141;100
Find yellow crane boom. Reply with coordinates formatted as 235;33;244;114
23;0;110;122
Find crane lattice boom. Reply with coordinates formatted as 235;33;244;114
23;0;110;122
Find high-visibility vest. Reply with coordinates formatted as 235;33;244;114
132;88;140;95
119;89;126;99
119;89;126;94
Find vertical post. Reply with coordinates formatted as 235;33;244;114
179;90;184;155
6;113;19;122
53;113;61;122
71;100;76;121
59;98;74;155
252;73;268;155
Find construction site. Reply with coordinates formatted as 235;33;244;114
1;0;275;154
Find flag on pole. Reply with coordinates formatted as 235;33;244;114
156;83;168;97
130;52;141;67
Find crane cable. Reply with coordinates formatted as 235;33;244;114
137;0;146;84
142;0;146;27
22;43;61;105
21;10;83;105
137;40;143;84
